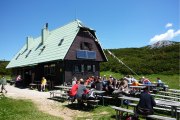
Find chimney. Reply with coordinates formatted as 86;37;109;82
27;36;33;50
41;23;49;45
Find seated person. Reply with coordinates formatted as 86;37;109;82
69;79;80;101
85;77;92;85
104;78;115;95
94;77;103;91
41;77;47;92
87;85;96;100
113;79;129;96
72;77;77;86
132;81;140;86
15;75;22;87
143;78;151;84
156;77;164;87
76;79;89;100
136;87;156;118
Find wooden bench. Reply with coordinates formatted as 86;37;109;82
50;91;61;98
49;91;68;98
128;102;176;112
29;83;38;90
86;99;100;107
102;96;113;106
76;98;100;109
147;115;176;120
111;106;176;120
111;106;134;120
151;94;180;101
128;102;180;120
9;80;15;85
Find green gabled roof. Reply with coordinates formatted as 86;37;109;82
7;19;84;68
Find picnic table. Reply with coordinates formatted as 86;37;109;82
49;85;72;99
169;89;180;93
54;85;72;90
158;91;180;97
29;83;38;89
93;90;106;105
118;96;180;119
129;85;146;92
151;93;180;101
139;84;157;91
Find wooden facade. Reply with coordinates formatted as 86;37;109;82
11;25;107;88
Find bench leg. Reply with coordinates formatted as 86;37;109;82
120;111;124;120
115;110;118;120
102;97;104;106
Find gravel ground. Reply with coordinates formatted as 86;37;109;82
4;84;83;120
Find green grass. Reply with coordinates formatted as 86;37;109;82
0;96;62;120
100;71;180;89
75;106;115;120
145;74;179;89
100;71;124;79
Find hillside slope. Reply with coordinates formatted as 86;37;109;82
100;42;180;75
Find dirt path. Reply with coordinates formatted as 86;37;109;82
5;84;84;120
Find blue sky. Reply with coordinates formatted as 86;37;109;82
0;0;179;60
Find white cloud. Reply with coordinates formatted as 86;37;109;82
165;23;173;28
149;29;180;44
174;29;180;36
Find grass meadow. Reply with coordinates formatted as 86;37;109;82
0;96;62;120
0;71;179;120
100;71;180;89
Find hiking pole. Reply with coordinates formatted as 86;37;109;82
106;49;140;78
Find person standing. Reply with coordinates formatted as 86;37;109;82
0;75;7;93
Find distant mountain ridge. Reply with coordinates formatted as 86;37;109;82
148;40;177;49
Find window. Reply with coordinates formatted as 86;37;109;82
81;64;84;72
58;38;64;46
44;65;49;75
50;64;55;75
77;50;87;59
76;50;96;59
87;51;96;59
44;64;55;75
73;64;96;73
39;46;46;55
93;65;96;72
87;65;92;72
16;53;21;60
74;65;79;72
25;50;32;58
74;65;81;72
80;42;92;50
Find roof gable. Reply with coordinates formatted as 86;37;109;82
7;20;81;68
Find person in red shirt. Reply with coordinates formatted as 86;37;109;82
69;79;80;102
